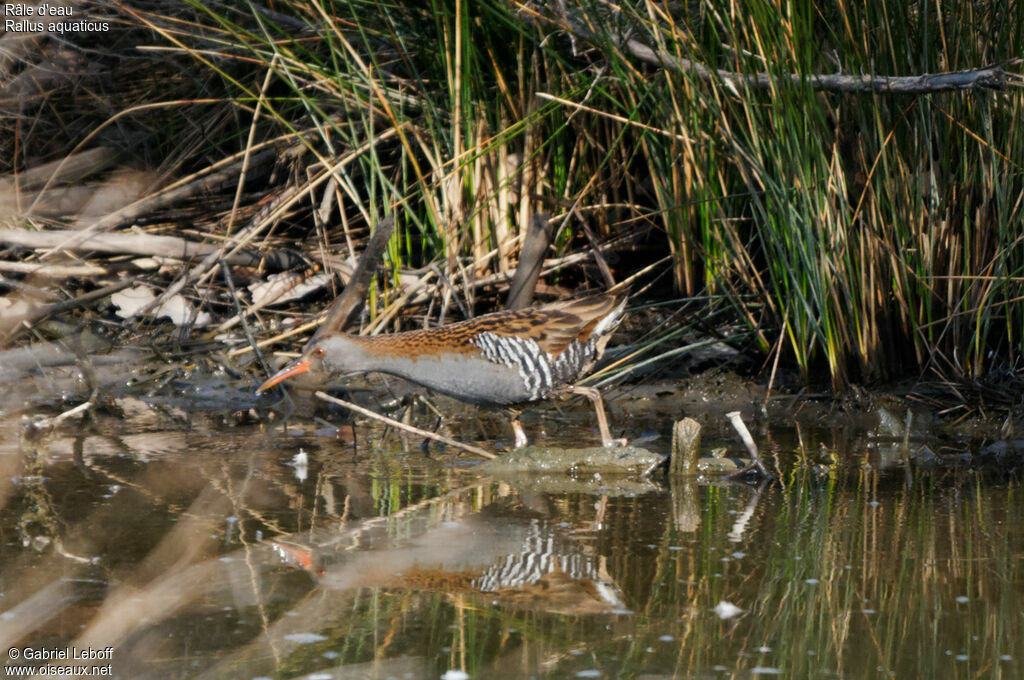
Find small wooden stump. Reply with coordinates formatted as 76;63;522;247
670;417;702;476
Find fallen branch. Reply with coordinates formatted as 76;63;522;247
0;147;117;193
0;228;271;268
0;260;110;278
544;8;1023;94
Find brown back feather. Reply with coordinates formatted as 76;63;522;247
352;294;623;359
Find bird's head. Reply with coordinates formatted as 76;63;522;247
256;350;320;394
255;335;335;394
256;332;369;393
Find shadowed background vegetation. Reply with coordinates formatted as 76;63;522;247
2;0;1023;391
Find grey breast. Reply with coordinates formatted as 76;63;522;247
369;349;535;406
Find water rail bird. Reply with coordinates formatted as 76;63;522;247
256;293;628;448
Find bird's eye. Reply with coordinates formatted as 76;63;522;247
314;347;325;357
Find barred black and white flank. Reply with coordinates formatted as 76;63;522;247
467;294;623;399
470;331;601;402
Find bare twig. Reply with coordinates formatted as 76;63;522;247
220;260;270;376
725;411;771;479
315;391;497;459
0;261;110;278
47;400;94;426
34;279;136;320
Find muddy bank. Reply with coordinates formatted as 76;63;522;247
3;349;1022;476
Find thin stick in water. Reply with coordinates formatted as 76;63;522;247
315;391;497;460
725;410;771;479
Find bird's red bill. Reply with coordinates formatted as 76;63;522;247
256;360;311;393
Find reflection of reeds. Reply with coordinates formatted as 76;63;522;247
2;414;1019;677
613;470;1021;679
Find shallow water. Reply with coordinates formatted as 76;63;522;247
0;399;1020;680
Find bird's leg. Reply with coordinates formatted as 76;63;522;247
510;418;529;448
569;385;627;447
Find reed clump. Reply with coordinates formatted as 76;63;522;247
1;1;1022;392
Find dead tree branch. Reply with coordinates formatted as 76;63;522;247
544;8;1024;95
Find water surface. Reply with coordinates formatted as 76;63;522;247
0;405;1020;679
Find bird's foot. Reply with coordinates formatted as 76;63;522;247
603;437;629;448
511;419;530;448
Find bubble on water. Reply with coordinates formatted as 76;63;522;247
441;671;470;680
283;633;326;644
714;601;743;619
